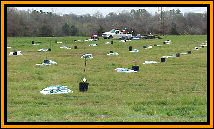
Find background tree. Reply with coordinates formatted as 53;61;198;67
97;25;105;36
7;7;207;37
62;23;70;36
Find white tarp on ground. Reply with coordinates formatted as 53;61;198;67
119;40;126;42
193;47;201;50
200;44;207;47
9;51;22;56
154;44;162;47
81;53;93;59
115;68;137;73
57;41;63;44
163;40;172;44
74;40;82;42
193;42;207;51
36;59;57;66
129;49;139;53
85;39;94;42
180;52;188;55
7;46;11;48
200;42;207;47
40;85;73;95
60;45;71;49
32;43;40;45
38;48;49;52
107;52;119;56
162;55;176;58
89;44;98;46
144;46;153;49
143;61;159;64
119;40;131;42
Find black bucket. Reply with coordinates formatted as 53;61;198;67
110;51;113;53
13;51;17;55
176;53;180;57
129;46;132;51
161;57;167;62
74;46;77;49
111;41;113;44
48;48;51;51
44;59;50;64
143;45;147;48
132;66;139;71
32;41;34;44
154;44;157;46
187;51;191;54
79;82;89;92
158;36;162;39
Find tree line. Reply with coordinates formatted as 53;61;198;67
7;7;207;37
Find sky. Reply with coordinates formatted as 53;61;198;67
15;7;207;16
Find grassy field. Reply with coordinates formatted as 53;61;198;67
7;35;207;122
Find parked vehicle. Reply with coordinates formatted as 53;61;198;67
132;34;142;40
141;34;162;39
102;29;132;40
91;34;99;41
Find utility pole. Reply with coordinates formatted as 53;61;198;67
158;7;164;36
83;46;86;73
160;7;164;36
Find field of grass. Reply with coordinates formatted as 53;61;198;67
7;35;207;122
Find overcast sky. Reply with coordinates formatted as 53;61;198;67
15;7;207;16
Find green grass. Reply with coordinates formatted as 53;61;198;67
7;35;207;122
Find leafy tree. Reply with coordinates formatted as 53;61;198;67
97;25;105;36
70;25;78;36
170;22;179;35
62;23;70;36
39;25;53;36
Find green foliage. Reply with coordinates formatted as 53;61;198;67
39;25;53;37
97;25;105;36
62;23;78;36
7;35;207;122
70;25;78;36
62;23;70;36
170;23;179;35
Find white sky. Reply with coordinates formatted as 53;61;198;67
15;7;207;16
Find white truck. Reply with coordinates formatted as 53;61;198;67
102;29;133;40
